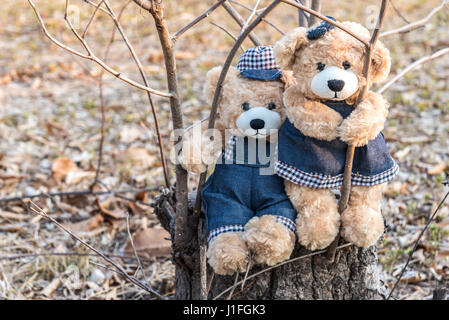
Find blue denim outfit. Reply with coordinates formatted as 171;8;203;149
202;136;297;243
275;101;399;189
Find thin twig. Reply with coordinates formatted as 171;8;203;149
82;0;105;38
29;202;168;299
229;0;284;34
27;0;172;98
280;0;370;46
0;252;155;262
171;0;227;43
222;1;262;46
0;186;157;206
241;254;252;291
210;22;245;52
380;0;448;37
239;0;261;35
227;272;239;300
390;0;410;24
126;212;147;281
387;190;449;300
378;47;449;94
213;243;353;300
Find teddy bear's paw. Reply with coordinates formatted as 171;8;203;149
243;215;295;266
296;209;340;251
341;206;384;248
207;232;248;275
337;118;372;147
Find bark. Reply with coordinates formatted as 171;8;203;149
208;243;387;300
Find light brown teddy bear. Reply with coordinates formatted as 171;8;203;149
180;46;297;275
273;19;399;250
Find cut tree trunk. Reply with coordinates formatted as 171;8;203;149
154;191;387;300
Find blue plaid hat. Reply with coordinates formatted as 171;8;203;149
236;46;282;81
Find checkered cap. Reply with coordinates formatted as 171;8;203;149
236;46;280;72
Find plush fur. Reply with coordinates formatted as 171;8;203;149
244;215;295;266
274;21;391;249
207;232;248;275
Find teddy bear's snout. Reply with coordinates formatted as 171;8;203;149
327;79;345;92
250;119;265;130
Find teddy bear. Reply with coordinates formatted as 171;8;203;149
179;46;297;275
272;19;399;250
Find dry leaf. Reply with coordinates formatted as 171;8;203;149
97;198;126;220
115;147;156;169
68;214;104;233
124;227;171;259
41;278;61;298
51;157;79;183
174;50;198;60
65;171;95;185
427;162;447;175
432;251;449;274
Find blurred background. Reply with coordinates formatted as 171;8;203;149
0;0;448;299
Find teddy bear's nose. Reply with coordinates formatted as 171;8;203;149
250;119;265;130
327;79;345;92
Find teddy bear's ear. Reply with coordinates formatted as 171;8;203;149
369;41;391;84
274;27;308;70
203;66;239;103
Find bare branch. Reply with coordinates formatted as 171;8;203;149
29;202;168;300
82;0;105;38
27;0;172;98
239;0;261;36
229;0;284;35
380;0;448;37
308;0;321;26
280;0;370;46
210;21;246;52
0;186;157;206
378;47;449;94
222;1;262;46
171;0;227;43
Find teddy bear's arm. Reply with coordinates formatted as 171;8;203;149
179;119;225;174
338;91;389;147
284;87;343;141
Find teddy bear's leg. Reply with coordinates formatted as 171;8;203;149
207;232;249;276
244;215;295;266
285;181;340;250
340;184;385;247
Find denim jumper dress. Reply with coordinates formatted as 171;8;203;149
275;101;399;189
202;136;297;243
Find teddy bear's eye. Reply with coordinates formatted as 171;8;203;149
342;61;351;70
268;102;276;110
241;102;250;111
317;62;325;71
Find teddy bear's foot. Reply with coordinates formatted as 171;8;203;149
285;182;340;251
243;215;295;266
207;232;248;275
341;206;384;247
340;185;385;247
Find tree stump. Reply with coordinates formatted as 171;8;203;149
155;191;387;300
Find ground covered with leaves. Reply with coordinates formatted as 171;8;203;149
0;0;448;299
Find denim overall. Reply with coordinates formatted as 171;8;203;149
275;101;399;189
202;136;297;243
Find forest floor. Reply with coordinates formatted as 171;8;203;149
0;0;448;299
